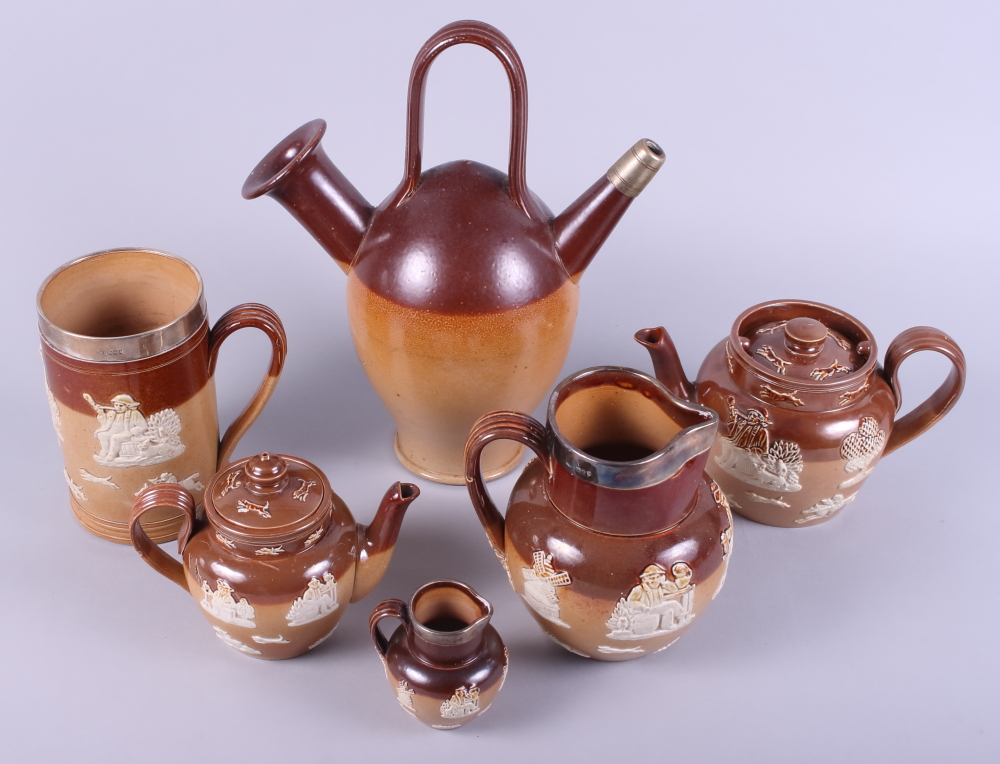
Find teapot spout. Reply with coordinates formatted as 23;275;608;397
242;119;373;274
553;139;664;280
351;482;420;603
635;326;696;402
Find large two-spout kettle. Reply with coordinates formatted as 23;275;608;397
243;20;664;484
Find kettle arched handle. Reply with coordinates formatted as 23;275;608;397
464;410;550;564
882;326;966;456
208;304;287;467
369;598;410;660
393;20;537;218
129;484;197;590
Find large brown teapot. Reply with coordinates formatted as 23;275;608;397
636;300;966;527
243;20;664;484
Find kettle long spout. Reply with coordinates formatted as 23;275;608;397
242;119;373;273
351;482;420;603
553;139;664;279
635;326;696;402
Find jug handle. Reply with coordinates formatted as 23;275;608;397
208;304;287;467
882;326;966;457
391;20;540;219
464;410;550;562
129;484;197;590
370;599;410;660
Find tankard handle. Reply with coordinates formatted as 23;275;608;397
882;326;966;456
129;484;197;590
370;599;411;660
392;20;542;220
464;410;551;563
208;303;287;467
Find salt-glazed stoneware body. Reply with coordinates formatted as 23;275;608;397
130;452;419;660
38;248;286;544
242;20;664;484
465;367;732;662
370;581;507;730
636;300;966;528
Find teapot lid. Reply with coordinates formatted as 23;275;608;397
731;300;877;387
205;452;329;549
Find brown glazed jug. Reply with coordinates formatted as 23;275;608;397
370;581;507;730
130;452;419;659
636;299;966;527
465;367;732;662
243;20;664;484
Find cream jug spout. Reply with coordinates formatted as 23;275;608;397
635;326;696;401
554;139;665;279
242;119;373;274
351;482;420;603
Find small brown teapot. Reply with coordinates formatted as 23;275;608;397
636;300;966;527
130;452;419;659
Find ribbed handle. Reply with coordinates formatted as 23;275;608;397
369;599;410;660
129;484;197;590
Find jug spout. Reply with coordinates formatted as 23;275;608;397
242;119;373;274
351;482;420;603
635;326;696;401
553;139;664;279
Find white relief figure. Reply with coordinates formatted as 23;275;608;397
756;345;790;374
597;645;645;654
46;385;64;441
714;397;803;492
440;686;480;719
500;647;509;688
213;626;261;655
292;479;316;501
838;379;870;407
304;528;324;547
237;498;271;518
84;393;185;468
521;551;572;628
797;493;856;524
251;634;290;644
134;472;205;496
605;562;695;641
216;533;236;550
286;573;339;626
746;491;790;507
200;579;256;628
63;469;87;502
839;416;886;489
220;471;242;497
79;469;119;489
255;546;284;556
395;680;416;713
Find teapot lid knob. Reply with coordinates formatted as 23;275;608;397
783;317;827;356
245;452;289;495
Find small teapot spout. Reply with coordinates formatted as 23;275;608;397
635;326;696;401
553;139;665;279
351;482;420;603
242;119;373;274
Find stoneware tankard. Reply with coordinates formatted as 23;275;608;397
243;20;664;484
130;452;419;660
636;299;966;527
38;248;286;543
465;367;732;661
370;581;507;730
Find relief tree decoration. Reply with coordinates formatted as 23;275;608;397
839;416;886;488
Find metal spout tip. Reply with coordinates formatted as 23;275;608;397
607;139;665;198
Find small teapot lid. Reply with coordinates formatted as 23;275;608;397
732;300;876;386
205;452;329;548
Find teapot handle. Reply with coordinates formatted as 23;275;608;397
393;20;538;218
464;410;550;563
208;304;287;467
882;326;966;456
369;599;410;660
129;484;197;590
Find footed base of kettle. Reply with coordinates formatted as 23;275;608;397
393;432;523;485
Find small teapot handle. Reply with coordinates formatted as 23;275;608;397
369;599;410;660
129;484;197;590
464;410;550;563
882;326;966;456
392;20;538;218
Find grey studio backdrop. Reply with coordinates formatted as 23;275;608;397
1;2;997;762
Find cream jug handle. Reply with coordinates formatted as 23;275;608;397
208;304;287;467
129;484;197;590
882;326;966;456
464;411;550;561
369;599;410;660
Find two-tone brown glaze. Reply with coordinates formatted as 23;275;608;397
130;452;419;660
636;299;966;527
38;248;286;543
243;20;664;484
465;367;732;662
370;582;507;729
